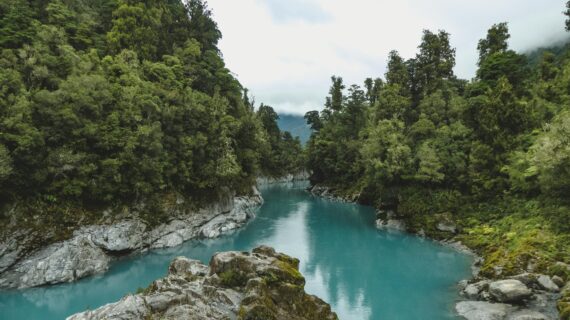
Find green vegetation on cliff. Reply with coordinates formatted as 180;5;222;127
305;7;570;278
0;0;302;230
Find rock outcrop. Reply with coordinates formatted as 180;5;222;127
257;171;310;185
308;185;359;203
456;301;516;320
457;274;563;320
0;188;263;289
489;280;533;303
67;246;338;320
375;219;407;232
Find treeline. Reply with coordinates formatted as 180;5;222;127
305;19;570;232
0;0;302;214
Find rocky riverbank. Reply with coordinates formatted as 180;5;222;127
309;184;568;319
0;187;263;289
308;184;359;202
67;246;338;320
256;170;310;185
456;274;566;319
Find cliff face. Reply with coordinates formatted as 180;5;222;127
0;187;263;289
256;171;310;186
67;246;338;320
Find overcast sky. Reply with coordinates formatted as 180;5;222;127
207;0;569;115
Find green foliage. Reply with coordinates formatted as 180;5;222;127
306;11;570;278
0;0;302;228
0;0;38;49
527;111;570;198
257;105;304;177
219;270;249;288
477;22;510;65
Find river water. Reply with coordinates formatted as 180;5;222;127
0;182;472;319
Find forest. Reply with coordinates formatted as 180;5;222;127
1;0;570;319
305;9;570;278
0;0;302;227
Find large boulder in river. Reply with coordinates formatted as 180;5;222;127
507;310;549;320
456;301;516;320
489;280;533;303
463;280;492;300
536;275;560;292
67;246;338;320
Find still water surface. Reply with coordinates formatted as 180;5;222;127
0;183;472;319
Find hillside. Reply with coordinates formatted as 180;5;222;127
277;113;312;144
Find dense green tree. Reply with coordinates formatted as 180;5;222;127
477;22;510;65
0;0;303;220
415;30;456;95
361;119;411;186
304;110;323;131
257;104;303;177
0;0;38;49
325;76;345;112
106;0;163;60
185;0;222;53
385;51;409;89
371;84;410;122
476;24;529;94
415;142;444;183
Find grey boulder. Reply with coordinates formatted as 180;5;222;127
456;301;515;320
489;280;532;303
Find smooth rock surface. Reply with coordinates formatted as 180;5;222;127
506;310;549;320
256;171;310;185
456;301;515;320
0;236;109;289
67;246;338;320
489;280;533;303
0;188;263;289
437;221;458;233
464;280;492;300
375;219;407;232
536;275;559;292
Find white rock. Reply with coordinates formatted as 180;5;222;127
88;220;146;252
376;219;406;232
437;221;457;233
0;236;109;289
0;189;263;289
168;257;208;276
489;280;532;303
456;301;515;320
463;280;491;300
67;295;149;320
506;310;549;320
536;275;559;292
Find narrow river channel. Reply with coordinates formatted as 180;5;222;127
0;182;472;319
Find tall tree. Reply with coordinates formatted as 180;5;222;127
325;76;345;112
477;22;509;65
385;50;409;89
415;30;456;95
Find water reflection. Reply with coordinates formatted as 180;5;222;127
0;183;471;320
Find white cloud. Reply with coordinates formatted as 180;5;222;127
208;0;568;115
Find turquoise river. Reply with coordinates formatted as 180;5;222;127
0;182;473;319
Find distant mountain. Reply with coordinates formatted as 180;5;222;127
277;114;312;145
525;37;570;66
